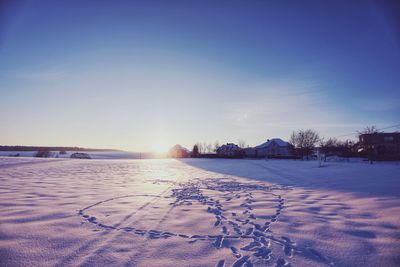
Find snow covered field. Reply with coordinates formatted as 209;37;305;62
0;157;399;267
0;151;149;159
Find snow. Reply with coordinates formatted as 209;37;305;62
0;151;151;159
0;157;399;266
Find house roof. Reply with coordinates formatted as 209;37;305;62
217;143;241;152
255;138;291;149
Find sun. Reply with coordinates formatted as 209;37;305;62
150;143;170;154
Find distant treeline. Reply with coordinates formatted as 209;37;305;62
0;146;121;152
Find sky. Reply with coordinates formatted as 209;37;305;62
0;0;399;152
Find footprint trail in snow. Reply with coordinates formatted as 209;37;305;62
79;178;334;266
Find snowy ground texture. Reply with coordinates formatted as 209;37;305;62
0;158;399;267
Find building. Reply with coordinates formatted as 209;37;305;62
216;143;244;158
358;133;400;159
243;147;258;158
252;138;294;158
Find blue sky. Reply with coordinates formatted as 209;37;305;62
1;0;399;151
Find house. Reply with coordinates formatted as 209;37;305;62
216;143;244;158
243;147;258;158
358;132;400;159
253;138;294;158
167;144;190;158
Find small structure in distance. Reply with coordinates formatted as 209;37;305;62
70;152;91;159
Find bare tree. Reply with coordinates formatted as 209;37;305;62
206;143;212;153
358;125;380;136
202;142;208;154
238;139;246;149
214;141;220;152
319;137;340;162
320;137;339;148
196;142;204;154
290;129;320;158
192;144;199;157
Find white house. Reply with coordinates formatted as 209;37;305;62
256;138;293;157
244;138;293;158
243;147;258;157
216;143;243;158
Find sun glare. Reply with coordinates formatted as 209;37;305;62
150;143;170;154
